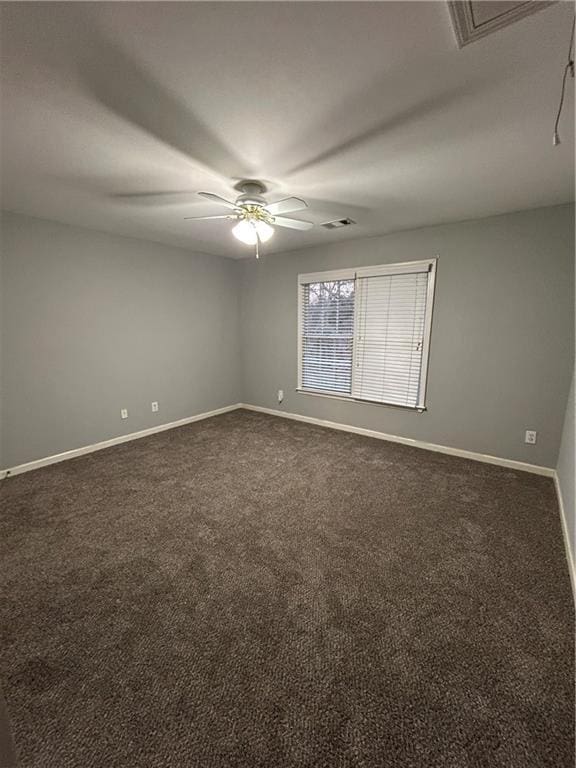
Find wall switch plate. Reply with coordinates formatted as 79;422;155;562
525;430;537;444
121;409;128;420
151;401;159;413
278;389;284;403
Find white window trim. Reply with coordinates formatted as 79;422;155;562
297;258;437;412
298;267;356;285
417;259;437;409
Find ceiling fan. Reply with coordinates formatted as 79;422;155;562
184;180;313;258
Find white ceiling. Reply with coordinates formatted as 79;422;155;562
1;1;574;259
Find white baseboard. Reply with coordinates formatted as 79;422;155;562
1;403;243;478
239;403;555;477
1;401;556;481
553;472;576;600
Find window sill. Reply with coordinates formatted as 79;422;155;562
296;388;426;413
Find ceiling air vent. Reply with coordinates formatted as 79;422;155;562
321;218;356;230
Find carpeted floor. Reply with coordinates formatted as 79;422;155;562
0;409;574;768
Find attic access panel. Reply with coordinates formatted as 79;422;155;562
448;1;555;47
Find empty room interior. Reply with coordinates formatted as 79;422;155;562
1;1;575;766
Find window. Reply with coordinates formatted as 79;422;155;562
298;259;436;410
300;278;355;395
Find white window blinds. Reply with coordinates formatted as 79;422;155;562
352;271;429;408
300;279;355;395
298;260;436;410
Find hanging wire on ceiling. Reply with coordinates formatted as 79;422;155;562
553;16;575;146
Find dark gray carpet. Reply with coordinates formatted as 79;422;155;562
0;409;573;767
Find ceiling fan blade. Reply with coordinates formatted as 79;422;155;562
183;214;236;221
198;192;240;210
273;216;314;231
264;197;308;216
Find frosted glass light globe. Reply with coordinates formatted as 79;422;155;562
232;219;274;245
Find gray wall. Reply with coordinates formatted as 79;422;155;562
557;371;575;567
240;204;574;468
1;212;241;467
2;204;573;471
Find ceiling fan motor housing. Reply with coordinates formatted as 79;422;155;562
235;180;268;208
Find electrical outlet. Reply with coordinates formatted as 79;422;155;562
278;389;284;403
151;401;159;413
525;430;537;445
121;408;128;420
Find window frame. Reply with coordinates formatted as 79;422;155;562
297;258;437;411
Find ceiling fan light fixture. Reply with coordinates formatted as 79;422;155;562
232;218;274;245
254;220;274;242
232;219;257;245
